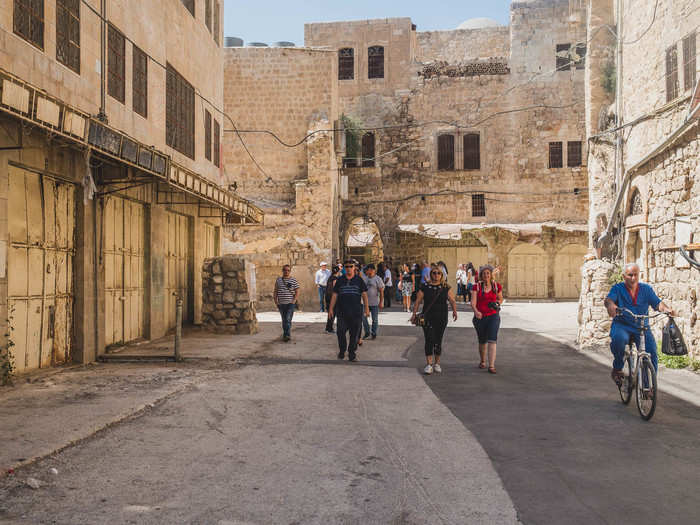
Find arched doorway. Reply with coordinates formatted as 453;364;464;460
508;243;548;298
554;244;588;299
345;217;383;264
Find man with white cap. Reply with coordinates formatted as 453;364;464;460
315;262;331;312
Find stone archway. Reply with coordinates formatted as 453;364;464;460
344;216;383;265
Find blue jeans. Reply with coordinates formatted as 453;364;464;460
362;306;379;337
610;322;658;371
278;303;295;337
318;286;326;312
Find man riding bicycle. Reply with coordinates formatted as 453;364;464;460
604;263;674;384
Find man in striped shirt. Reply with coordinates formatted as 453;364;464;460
274;265;300;342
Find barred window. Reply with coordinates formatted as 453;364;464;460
56;0;79;73
683;32;697;92
567;141;582;167
463;133;480;170
213;119;220;167
368;46;384;79
108;24;125;103
13;0;44;50
556;43;571;71
339;48;354;80
472;194;486;217
437;134;455;171
666;45;679;102
630;189;643;216
549;141;563;168
166;63;195;159
132;46;148;118
204;109;212;161
574;44;586;70
213;1;220;45
361;132;375;167
205;0;212;33
181;0;194;16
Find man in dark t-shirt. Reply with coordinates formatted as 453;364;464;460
329;260;369;362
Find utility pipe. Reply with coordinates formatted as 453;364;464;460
98;0;107;121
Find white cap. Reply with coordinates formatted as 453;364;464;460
320;261;328;266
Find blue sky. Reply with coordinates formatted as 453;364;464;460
224;1;511;46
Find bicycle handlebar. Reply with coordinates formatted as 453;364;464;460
615;307;670;320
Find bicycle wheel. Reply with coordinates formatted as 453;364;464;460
618;352;633;404
636;357;657;421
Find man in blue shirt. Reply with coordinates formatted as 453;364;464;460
329;260;369;362
604;263;674;383
421;260;431;285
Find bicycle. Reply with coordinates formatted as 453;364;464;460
614;307;670;421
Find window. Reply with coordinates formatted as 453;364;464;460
556;44;571;71
629;189;643;216
574;43;586;70
181;0;194;16
567;141;582;167
107;24;125;103
205;0;212;33
361;132;375;167
472;194;486;217
204;109;212;161
213;119;220;167
132;46;148;118
368;46;384;79
166;63;195;159
213;1;220;45
13;0;44;50
666;45;679;102
437;134;455;171
339;48;354;80
683;32;697;92
56;0;79;73
463;133;480;170
549;141;563;168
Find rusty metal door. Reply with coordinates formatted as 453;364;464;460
165;211;191;330
104;196;146;347
8;166;75;373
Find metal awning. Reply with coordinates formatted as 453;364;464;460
0;68;262;224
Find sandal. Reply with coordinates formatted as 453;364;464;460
488;367;497;374
478;362;486;369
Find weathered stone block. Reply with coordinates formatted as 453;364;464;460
223;290;235;303
221;255;244;272
212;310;226;320
212;275;224;284
224;278;238;290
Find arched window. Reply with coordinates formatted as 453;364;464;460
629;189;643;216
368;46;384;79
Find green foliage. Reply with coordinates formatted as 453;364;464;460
657;341;700;370
341;114;363;160
1;306;16;386
608;264;624;286
602;61;616;97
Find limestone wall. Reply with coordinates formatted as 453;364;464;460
201;256;257;334
416;27;510;62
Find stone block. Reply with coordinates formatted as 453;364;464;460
212;262;221;275
223;290;235;303
224;278;238;290
219;318;237;325
212;310;226;320
212;275;224;284
221;255;244;272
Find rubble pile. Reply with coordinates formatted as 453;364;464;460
419;60;510;79
201;255;258;334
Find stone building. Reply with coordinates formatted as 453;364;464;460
578;0;699;357
224;1;593;308
0;0;262;375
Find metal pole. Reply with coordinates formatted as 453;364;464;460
174;298;183;362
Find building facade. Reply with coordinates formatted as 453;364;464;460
0;0;261;375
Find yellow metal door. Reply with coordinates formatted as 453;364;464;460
508;243;548;298
204;222;218;258
8;167;74;373
104;196;146;347
165;211;191;330
427;246;487;286
554;244;587;299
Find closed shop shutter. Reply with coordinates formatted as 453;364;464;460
8;166;75;373
104;196;146;347
204;222;218;258
427;246;488;285
165;211;191;330
508;243;548;298
554;244;587;299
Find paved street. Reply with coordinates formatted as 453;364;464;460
1;303;699;524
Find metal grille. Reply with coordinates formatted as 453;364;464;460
13;0;44;50
166;63;195;159
56;0;79;73
108;24;125;103
574;44;586;70
181;0;194;16
213;119;220;167
683;32;696;92
368;46;384;79
666;45;679;102
463;133;480;170
472;194;486;217
437;134;454;171
205;0;212;32
339;48;354;80
204;109;212;161
567;141;582;167
213;1;220;45
361;132;375;167
630;190;643;216
132;46;148;118
549;142;563;168
556;44;571;71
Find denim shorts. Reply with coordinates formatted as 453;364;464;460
472;313;501;344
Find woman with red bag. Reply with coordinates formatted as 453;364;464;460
471;265;504;374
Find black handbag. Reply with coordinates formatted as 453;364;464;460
661;318;688;356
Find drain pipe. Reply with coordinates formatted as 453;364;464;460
97;0;107;122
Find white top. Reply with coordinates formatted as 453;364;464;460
384;268;393;287
315;268;331;286
456;268;468;285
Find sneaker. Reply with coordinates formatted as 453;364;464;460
283;335;290;342
371;334;376;340
325;329;334;334
423;364;433;375
433;363;442;373
337;352;345;360
611;368;624;386
349;354;357;362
